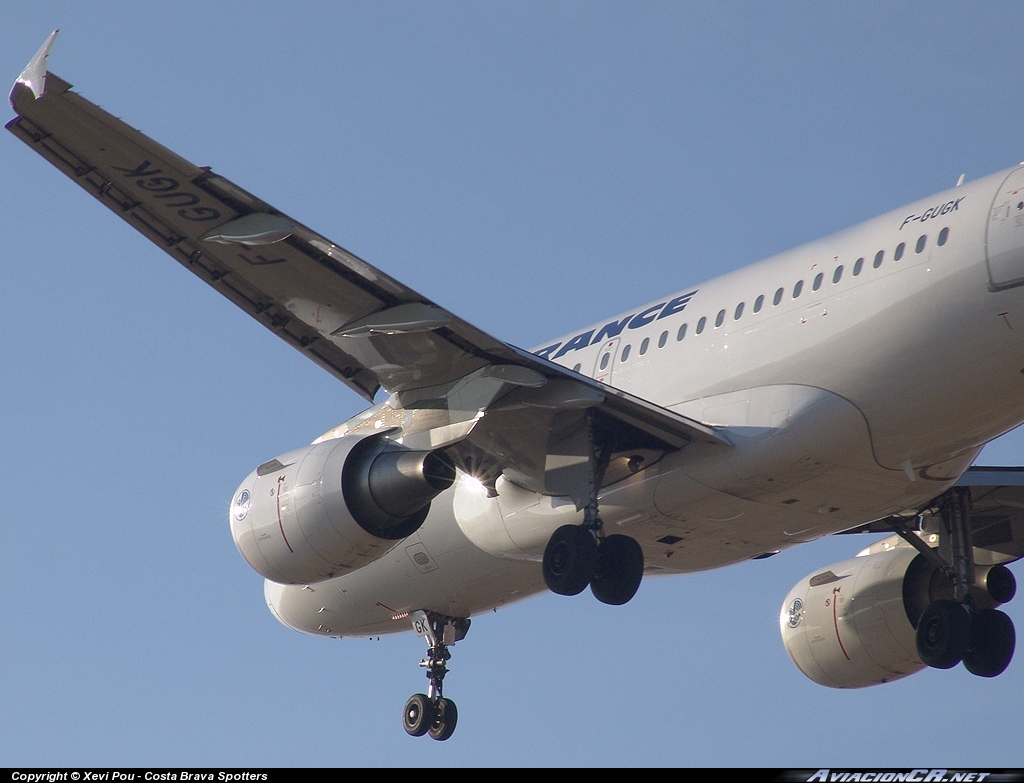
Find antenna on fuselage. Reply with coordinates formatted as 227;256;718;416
956;173;966;187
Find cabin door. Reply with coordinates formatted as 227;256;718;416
987;166;1024;289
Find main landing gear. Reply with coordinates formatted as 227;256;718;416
891;488;1017;677
402;610;469;741
543;524;645;605
541;413;645;605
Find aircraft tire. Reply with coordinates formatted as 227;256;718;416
963;609;1016;678
590;535;644;605
428;697;458;741
916;600;970;669
543;525;598;596
403;693;434;737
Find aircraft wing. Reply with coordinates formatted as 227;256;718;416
951;467;1024;564
8;33;729;501
841;466;1024;566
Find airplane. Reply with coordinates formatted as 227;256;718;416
9;31;1024;742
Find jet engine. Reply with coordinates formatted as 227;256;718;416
780;546;1016;688
230;433;455;585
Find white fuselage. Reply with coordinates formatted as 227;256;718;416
266;165;1024;638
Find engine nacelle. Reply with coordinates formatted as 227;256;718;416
230;433;455;585
780;546;1016;688
780;548;924;688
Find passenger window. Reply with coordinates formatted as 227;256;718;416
677;323;687;341
754;295;764;313
916;235;927;254
621;345;631;362
813;273;823;291
599;353;610;370
715;309;726;327
773;288;784;306
696;316;707;334
793;280;803;298
833;265;843;283
658;331;668;348
894;242;905;261
640;338;650;355
938;227;949;246
873;250;884;269
734;302;744;320
853;257;864;276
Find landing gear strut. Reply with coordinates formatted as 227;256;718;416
541;411;645;605
402;610;469;741
890;487;1016;677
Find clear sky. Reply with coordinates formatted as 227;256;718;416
3;1;1023;768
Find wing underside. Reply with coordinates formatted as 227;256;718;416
8;36;730;501
842;467;1024;566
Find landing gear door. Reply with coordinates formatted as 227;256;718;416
987;166;1024;289
594;338;619;385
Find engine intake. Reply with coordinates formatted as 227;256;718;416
230;433;455;585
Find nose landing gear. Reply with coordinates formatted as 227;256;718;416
402;610;469;741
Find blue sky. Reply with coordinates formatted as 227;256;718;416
3;2;1024;768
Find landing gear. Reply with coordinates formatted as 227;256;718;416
543;524;598;596
915;599;970;669
963;609;1016;677
893;487;1017;678
428;697;458;741
403;693;433;737
541;411;646;605
402;610;468;741
590;534;645;605
542;527;645;604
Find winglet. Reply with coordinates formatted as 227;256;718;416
11;30;59;107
